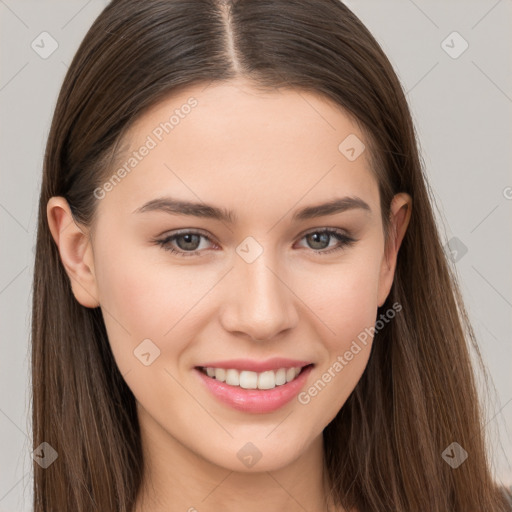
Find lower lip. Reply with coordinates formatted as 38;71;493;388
194;365;314;414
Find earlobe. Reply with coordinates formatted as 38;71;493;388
46;196;100;308
377;193;412;307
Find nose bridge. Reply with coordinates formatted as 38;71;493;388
221;244;298;340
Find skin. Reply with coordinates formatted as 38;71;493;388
47;78;411;512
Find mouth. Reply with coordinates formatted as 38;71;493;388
193;363;315;414
195;364;313;390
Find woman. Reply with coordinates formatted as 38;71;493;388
32;0;512;510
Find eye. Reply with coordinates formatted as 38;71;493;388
296;228;356;255
153;228;357;257
153;230;216;257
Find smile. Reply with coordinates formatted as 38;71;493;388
194;364;315;414
198;365;308;390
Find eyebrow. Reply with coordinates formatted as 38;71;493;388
132;196;371;223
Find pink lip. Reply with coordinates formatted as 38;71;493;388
197;357;312;372
194;364;314;414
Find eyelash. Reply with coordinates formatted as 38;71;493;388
153;228;356;258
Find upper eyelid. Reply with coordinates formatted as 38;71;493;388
296;225;350;238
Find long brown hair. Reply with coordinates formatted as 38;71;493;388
31;0;512;510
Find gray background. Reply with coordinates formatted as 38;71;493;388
1;0;511;509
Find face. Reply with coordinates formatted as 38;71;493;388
49;78;410;474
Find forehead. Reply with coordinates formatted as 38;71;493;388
97;79;378;222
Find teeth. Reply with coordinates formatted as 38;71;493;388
286;367;296;383
257;370;274;390
202;365;305;390
240;371;258;389
225;369;239;386
275;368;286;386
214;368;226;382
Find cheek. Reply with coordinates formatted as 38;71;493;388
292;251;382;420
298;250;382;347
92;239;196;372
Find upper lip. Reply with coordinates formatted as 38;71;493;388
196;358;313;373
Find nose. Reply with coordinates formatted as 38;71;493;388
219;250;299;342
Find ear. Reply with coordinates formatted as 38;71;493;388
47;196;100;308
377;192;412;308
